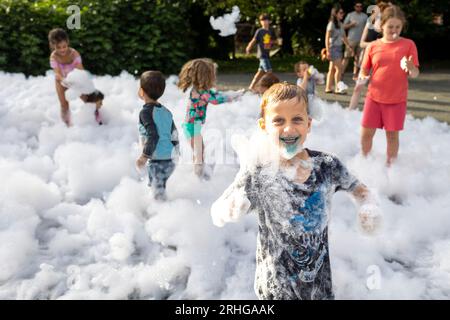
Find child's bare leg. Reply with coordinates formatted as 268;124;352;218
334;59;343;87
325;62;336;92
349;82;364;109
361;127;376;157
190;136;203;164
353;54;360;79
190;135;204;176
386;131;399;166
55;80;70;125
249;70;266;91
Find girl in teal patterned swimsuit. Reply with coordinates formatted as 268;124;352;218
178;58;230;178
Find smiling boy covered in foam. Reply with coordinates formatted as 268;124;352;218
211;83;382;300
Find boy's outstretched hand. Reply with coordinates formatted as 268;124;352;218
358;204;383;235
351;184;383;236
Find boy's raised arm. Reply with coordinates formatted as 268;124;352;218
211;171;252;227
211;134;255;227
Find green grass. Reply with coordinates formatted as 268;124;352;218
217;54;329;74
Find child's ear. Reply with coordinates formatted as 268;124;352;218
307;117;312;133
258;118;266;130
138;88;144;99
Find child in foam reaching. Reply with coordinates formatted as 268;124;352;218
294;61;325;98
359;5;419;166
48;28;104;126
62;69;105;125
178;58;235;179
211;83;382;300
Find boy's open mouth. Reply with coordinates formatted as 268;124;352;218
279;136;300;145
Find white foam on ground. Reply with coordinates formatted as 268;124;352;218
0;70;449;299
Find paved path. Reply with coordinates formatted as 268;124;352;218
217;71;450;124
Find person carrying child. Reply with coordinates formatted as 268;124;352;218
136;71;179;201
211;83;382;300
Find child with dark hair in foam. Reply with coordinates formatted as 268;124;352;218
136;71;179;201
49;28;105;125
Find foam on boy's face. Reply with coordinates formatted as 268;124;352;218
259;97;311;160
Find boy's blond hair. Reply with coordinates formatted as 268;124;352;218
260;82;309;118
177;58;217;92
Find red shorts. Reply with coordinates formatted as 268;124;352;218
361;96;407;131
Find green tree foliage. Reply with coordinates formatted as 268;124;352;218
0;0;448;76
0;0;192;75
198;0;450;60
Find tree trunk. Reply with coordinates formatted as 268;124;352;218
279;18;294;56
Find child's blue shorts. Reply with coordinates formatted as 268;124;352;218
258;58;272;72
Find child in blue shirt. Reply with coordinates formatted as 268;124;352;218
136;71;179;201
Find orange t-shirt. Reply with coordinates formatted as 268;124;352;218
362;38;419;104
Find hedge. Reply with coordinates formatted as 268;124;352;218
0;0;192;76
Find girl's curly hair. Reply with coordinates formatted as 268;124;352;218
177;58;217;92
